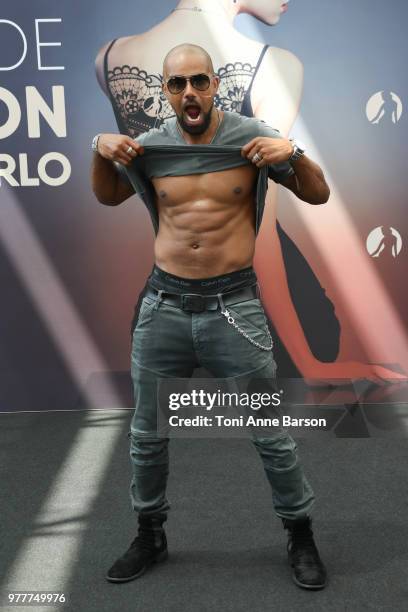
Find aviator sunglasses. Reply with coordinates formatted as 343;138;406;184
165;73;212;94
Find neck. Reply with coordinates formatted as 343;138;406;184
173;0;238;24
178;108;223;145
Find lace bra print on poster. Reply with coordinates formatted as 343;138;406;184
104;40;268;136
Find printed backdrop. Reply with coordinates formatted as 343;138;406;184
0;1;407;411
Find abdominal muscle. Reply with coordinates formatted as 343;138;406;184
152;168;258;278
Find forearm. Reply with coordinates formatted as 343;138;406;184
91;151;122;205
291;154;330;205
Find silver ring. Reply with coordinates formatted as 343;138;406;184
252;152;263;163
126;145;133;154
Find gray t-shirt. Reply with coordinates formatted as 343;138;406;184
118;110;294;235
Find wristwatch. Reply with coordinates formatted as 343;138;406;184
92;133;102;153
288;138;306;162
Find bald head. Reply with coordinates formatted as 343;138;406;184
161;43;219;137
163;44;214;78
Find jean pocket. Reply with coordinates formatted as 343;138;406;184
135;296;157;327
225;298;272;346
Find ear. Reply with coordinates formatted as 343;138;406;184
212;75;220;94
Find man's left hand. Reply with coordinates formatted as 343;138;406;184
241;137;293;167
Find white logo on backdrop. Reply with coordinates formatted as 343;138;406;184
366;91;403;124
366;226;402;258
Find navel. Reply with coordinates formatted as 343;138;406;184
159;190;167;198
191;243;200;250
233;186;242;195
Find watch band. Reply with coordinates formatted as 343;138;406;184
289;137;305;162
92;133;102;153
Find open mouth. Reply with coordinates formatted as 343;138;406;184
184;104;202;124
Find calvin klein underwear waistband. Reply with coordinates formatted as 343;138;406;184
147;264;258;296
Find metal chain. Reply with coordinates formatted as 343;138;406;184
220;308;274;351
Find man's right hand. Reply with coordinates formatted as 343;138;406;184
96;134;144;166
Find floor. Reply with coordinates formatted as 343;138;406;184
1;409;407;612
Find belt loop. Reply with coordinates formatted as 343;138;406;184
217;292;226;313
154;289;164;310
256;281;262;300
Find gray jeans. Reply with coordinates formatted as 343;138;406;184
128;290;315;521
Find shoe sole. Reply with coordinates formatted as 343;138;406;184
292;573;327;590
105;549;168;583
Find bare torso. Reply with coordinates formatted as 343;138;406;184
152;164;258;277
95;10;302;277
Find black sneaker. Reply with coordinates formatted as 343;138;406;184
106;516;168;583
282;517;327;590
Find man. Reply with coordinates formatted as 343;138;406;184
91;44;330;590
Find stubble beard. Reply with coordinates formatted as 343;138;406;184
177;103;214;135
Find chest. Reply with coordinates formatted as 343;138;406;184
152;165;258;207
